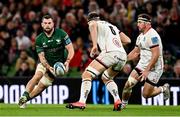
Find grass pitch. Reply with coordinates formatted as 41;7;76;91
0;103;180;116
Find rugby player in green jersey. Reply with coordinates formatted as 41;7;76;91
18;15;74;108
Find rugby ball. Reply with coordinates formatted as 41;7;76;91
53;62;65;76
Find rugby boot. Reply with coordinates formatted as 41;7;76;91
121;103;127;110
19;103;27;109
66;102;86;110
18;96;27;108
163;83;170;100
113;99;122;111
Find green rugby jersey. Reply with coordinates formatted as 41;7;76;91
35;28;71;66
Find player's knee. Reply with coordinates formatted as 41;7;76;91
40;76;53;87
127;76;138;88
83;66;100;79
123;76;138;93
32;71;43;82
81;71;91;80
123;82;132;93
102;70;114;81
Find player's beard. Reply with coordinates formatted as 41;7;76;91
139;30;143;33
43;28;53;35
138;28;144;33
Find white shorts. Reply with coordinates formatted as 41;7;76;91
35;63;55;79
136;65;163;84
35;63;47;75
96;51;127;71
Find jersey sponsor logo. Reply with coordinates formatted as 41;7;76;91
56;39;62;44
48;47;61;52
42;42;47;47
114;55;124;61
112;38;121;48
151;37;158;44
56;40;61;43
48;40;53;42
143;37;146;41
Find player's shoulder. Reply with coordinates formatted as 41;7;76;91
55;28;64;32
36;32;45;40
55;28;67;34
88;20;98;27
97;20;109;25
56;28;63;32
144;28;159;40
146;28;161;43
148;28;159;36
137;33;143;39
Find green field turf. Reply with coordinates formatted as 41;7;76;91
0;103;180;116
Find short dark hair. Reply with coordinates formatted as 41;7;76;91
42;14;53;22
87;11;100;22
138;13;151;22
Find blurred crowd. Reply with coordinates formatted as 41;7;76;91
0;0;180;79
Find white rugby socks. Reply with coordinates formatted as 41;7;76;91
79;79;92;103
159;86;164;93
106;81;120;102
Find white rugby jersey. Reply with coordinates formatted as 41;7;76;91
96;21;126;53
136;28;164;70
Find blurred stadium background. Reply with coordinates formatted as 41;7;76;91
0;0;180;116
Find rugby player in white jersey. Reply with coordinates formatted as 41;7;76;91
66;11;131;111
121;13;170;109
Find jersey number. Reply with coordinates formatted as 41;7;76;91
109;26;116;35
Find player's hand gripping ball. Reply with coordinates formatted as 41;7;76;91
53;62;65;76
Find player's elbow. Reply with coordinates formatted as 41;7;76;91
120;33;131;45
126;37;131;44
122;40;131;45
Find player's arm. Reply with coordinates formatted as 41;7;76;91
88;21;98;57
65;43;74;64
35;36;53;71
38;52;51;70
64;35;75;72
146;46;160;71
120;32;131;45
89;21;98;47
127;46;140;61
38;52;55;75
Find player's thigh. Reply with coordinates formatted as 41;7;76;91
35;63;46;74
143;70;163;95
147;70;163;84
129;69;140;79
101;67;119;83
32;63;46;81
31;71;44;82
106;67;119;78
88;59;107;72
143;82;154;95
82;59;106;79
